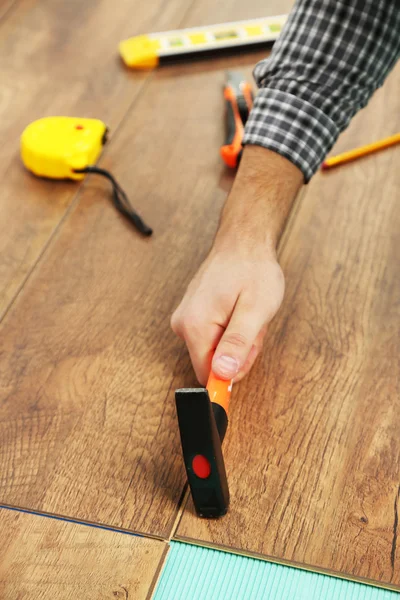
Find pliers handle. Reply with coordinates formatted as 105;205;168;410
220;74;254;168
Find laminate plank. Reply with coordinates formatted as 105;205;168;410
0;0;294;538
0;60;250;539
0;0;194;316
0;507;167;599
0;0;17;24
184;0;290;24
176;63;400;587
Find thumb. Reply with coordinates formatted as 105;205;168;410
212;295;266;380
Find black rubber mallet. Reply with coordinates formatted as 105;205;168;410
175;372;232;518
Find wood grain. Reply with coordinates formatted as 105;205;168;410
184;0;291;26
0;0;17;24
0;0;294;537
0;507;167;599
0;0;196;317
176;63;400;587
0;58;247;539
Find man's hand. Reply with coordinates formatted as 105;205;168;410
171;240;284;384
171;146;303;385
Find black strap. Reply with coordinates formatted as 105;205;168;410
74;166;153;236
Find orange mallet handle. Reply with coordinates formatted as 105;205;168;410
207;372;232;417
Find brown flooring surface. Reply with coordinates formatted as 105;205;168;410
0;0;292;538
176;64;400;588
0;0;196;316
1;0;399;593
0;507;167;599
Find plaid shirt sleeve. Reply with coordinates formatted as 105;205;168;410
243;0;400;182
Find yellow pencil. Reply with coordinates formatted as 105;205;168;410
321;132;400;170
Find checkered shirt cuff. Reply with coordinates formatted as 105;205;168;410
243;88;339;182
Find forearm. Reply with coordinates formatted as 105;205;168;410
172;147;300;384
171;2;399;385
214;146;303;253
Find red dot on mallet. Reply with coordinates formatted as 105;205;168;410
75;124;84;130
192;455;211;479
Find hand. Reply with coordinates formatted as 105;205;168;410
171;241;285;385
171;146;303;385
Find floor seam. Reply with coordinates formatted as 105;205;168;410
146;543;171;600
168;485;189;542
0;503;170;542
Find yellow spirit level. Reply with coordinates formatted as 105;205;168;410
120;14;287;69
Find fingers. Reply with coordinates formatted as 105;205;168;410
171;256;285;384
171;310;223;385
186;324;223;385
211;294;268;380
212;260;284;381
234;328;266;382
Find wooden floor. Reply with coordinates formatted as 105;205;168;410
177;65;400;587
0;0;399;596
0;507;167;599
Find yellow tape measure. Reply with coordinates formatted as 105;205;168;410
21;116;107;180
120;14;287;69
20;117;152;236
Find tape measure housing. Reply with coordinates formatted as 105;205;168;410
21;117;108;180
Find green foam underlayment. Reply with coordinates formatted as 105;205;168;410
153;542;399;600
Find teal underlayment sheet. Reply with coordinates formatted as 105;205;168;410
153;541;399;600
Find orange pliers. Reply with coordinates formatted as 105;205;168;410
220;71;254;168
